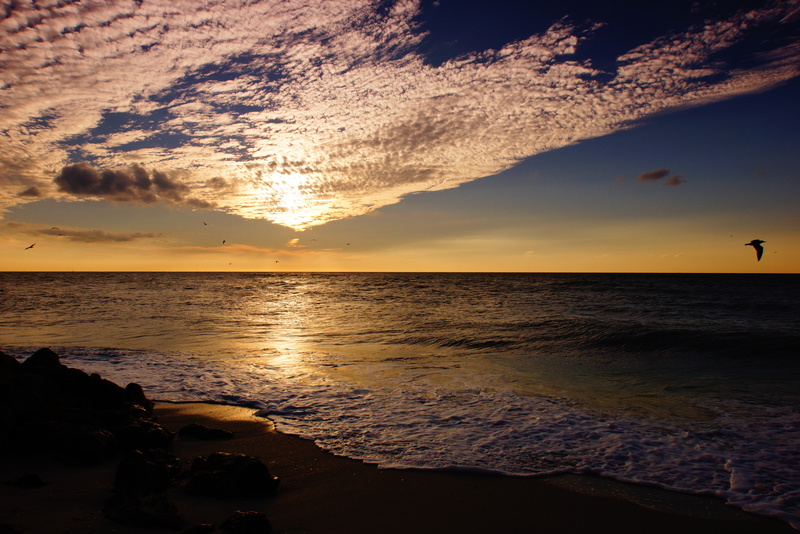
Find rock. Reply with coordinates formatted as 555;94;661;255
1;348;170;460
21;348;66;375
125;382;154;414
58;427;118;465
85;373;127;410
220;511;272;534
0;523;23;534
4;472;45;489
179;423;234;441
187;453;279;499
182;525;217;534
113;418;175;451
114;449;181;495
103;493;183;530
0;351;21;370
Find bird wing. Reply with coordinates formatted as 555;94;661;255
754;244;764;261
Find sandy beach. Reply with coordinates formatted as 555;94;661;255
1;401;795;534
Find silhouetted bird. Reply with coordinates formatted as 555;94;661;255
25;243;35;250
745;239;766;261
222;240;226;245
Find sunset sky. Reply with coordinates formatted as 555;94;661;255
2;0;799;272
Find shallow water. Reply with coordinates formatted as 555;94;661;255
1;272;799;527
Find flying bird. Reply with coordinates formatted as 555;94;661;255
222;240;226;245
745;239;766;261
25;243;35;250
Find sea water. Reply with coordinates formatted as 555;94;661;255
1;272;799;527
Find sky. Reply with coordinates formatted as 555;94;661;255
1;0;799;272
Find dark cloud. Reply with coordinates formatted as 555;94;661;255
18;186;42;197
206;177;230;190
664;175;686;186
54;162;214;208
637;168;671;182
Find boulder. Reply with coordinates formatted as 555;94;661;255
58;427;118;465
0;351;21;370
187;452;279;499
220;511;272;534
4;472;45;489
182;525;217;534
103;493;183;530
113;418;174;451
125;382;154;414
20;348;66;375
114;449;181;495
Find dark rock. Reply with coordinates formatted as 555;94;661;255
125;382;154;414
113;418;175;451
0;523;23;534
182;524;217;534
220;511;272;534
21;348;66;375
1;348;169;461
58;427;118;465
187;453;279;499
179;423;234;441
0;351;21;370
115;449;181;495
85;373;127;409
103;493;183;530
4;472;45;489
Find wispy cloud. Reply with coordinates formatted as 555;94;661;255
638;168;671;182
637;168;686;186
1;221;164;243
0;0;796;228
664;175;686;187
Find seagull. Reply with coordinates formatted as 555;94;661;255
222;240;226;245
25;243;35;250
745;239;766;261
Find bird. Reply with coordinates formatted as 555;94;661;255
203;221;207;225
222;240;226;245
745;239;766;261
25;243;35;250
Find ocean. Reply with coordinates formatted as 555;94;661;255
1;272;799;528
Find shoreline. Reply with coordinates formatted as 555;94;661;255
2;400;794;533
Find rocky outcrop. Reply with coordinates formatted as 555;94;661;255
1;348;280;532
0;348;170;463
187;452;280;499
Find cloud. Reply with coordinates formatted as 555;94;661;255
664;175;686;187
0;0;797;228
0;221;163;243
636;168;686;186
18;186;42;197
638;168;671;182
54;162;214;208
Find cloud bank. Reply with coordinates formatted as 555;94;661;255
1;0;797;228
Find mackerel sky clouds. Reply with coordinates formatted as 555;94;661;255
2;0;799;271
